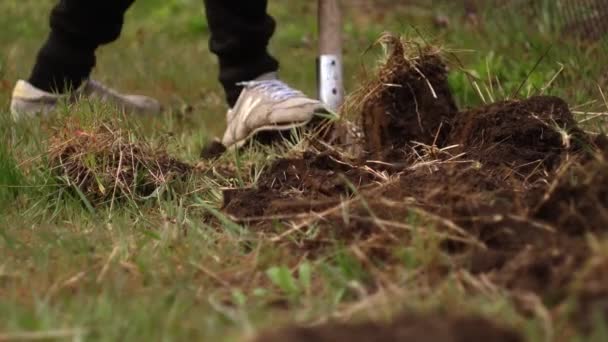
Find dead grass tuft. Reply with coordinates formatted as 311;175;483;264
48;119;192;205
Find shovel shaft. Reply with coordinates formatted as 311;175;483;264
317;0;344;111
319;0;342;55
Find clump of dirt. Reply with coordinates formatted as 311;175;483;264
49;120;191;204
382;164;535;250
359;34;457;159
223;151;375;220
200;138;226;159
448;96;586;172
534;156;608;233
251;313;522;342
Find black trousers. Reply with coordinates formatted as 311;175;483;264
28;0;279;107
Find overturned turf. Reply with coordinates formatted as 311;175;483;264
224;35;608;339
49;120;191;204
360;34;457;159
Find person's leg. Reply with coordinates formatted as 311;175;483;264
28;0;135;93
200;0;326;153
12;0;160;120
203;0;279;107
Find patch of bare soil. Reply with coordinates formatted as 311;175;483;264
251;313;522;342
224;151;375;219
223;35;608;338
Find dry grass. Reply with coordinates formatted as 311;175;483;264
48;118;192;206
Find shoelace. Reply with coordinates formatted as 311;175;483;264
238;79;304;102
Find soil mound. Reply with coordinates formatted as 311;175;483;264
535;157;608;233
251;313;521;342
224;151;375;220
448;96;586;171
223;36;608;337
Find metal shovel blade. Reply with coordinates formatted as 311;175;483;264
317;0;344;112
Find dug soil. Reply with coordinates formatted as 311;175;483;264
224;37;608;339
252;313;522;342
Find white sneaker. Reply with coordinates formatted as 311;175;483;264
10;79;162;121
221;73;327;148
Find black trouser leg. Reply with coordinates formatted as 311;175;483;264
203;0;279;107
28;0;134;93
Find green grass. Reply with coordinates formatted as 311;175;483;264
1;0;608;341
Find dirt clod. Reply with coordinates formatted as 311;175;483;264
200;139;227;160
360;34;457;159
222;37;608;335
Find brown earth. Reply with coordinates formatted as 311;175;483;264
223;36;608;339
448;96;587;172
361;35;457;159
251;313;522;342
573;254;608;330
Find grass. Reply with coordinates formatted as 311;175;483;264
1;0;608;341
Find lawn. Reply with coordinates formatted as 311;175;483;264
1;1;608;341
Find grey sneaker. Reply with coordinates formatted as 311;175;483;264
221;73;327;148
10;79;162;121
